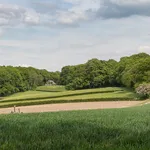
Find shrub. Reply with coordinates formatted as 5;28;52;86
136;83;150;99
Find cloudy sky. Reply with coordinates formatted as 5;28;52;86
0;0;150;71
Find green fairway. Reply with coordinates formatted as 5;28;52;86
0;104;150;150
0;87;138;108
36;85;66;92
2;87;130;101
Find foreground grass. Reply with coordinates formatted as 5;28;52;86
0;105;150;150
0;88;137;108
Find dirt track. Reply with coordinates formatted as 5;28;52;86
0;101;142;114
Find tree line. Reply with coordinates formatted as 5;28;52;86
0;66;60;96
0;52;150;97
60;53;150;90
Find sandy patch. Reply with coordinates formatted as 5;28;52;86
0;101;142;114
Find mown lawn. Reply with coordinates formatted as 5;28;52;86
0;87;138;108
0;104;150;150
36;85;66;92
3;87;123;101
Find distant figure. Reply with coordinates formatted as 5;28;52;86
45;80;56;86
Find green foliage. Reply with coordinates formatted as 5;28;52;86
60;53;150;91
120;57;150;88
1;104;150;149
0;66;60;96
66;78;90;90
0;52;150;97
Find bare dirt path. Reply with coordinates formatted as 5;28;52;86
0;101;143;114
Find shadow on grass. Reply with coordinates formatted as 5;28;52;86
0;116;150;150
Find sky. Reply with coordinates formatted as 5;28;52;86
0;0;150;71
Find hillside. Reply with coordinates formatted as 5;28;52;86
0;87;137;108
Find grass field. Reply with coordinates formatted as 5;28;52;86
0;104;150;150
0;87;138;108
36;85;66;92
3;87;124;101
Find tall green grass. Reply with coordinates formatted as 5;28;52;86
0;104;150;150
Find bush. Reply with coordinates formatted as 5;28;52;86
136;83;150;99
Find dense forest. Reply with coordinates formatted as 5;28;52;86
0;67;60;96
0;53;150;97
60;53;150;89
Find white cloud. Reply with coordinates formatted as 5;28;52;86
1;23;149;71
65;0;100;11
23;9;40;25
57;11;87;25
64;0;150;20
0;28;4;37
0;0;150;71
32;1;58;13
0;4;25;26
1;0;150;28
138;46;150;53
18;64;31;67
96;0;150;19
0;2;88;27
0;3;40;26
0;18;9;25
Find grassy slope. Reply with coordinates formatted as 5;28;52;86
36;85;66;92
3;87;123;101
0;91;136;108
0;104;150;150
0;87;137;108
